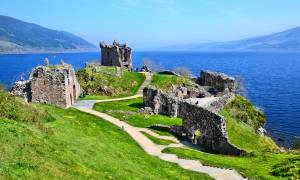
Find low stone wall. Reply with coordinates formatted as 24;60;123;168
198;70;237;92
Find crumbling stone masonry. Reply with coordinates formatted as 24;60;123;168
10;80;32;100
143;86;179;117
143;86;244;155
197;70;237;92
11;63;80;108
180;102;244;155
99;40;133;71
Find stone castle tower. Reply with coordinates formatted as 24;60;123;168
11;61;80;108
99;40;133;70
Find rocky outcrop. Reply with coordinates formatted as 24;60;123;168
11;63;80;108
100;40;133;71
197;70;237;92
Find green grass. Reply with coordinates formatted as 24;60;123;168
219;95;279;152
0;92;54;128
160;95;299;179
77;66;145;100
151;74;192;92
0;103;212;179
163;147;299;180
221;110;279;152
222;95;266;129
150;129;175;137
93;98;182;128
142;132;176;145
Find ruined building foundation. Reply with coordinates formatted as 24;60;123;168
11;63;80;108
143;70;245;155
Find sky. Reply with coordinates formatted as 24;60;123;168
1;0;300;50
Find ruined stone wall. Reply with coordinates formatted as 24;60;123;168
10;80;32;101
29;64;80;108
198;70;237;92
143;86;179;117
100;41;133;70
180;101;244;155
205;93;236;113
143;86;244;155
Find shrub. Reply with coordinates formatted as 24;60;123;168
76;67;145;97
141;58;165;72
0;84;4;92
224;95;266;129
173;67;192;78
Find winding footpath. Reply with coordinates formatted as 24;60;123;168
73;73;246;180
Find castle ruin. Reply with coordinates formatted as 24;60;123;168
11;61;80;108
99;40;133;71
142;70;244;155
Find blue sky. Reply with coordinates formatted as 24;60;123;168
1;0;300;49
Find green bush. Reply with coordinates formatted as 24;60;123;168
76;67;145;99
223;95;266;129
151;74;192;92
0;84;4;92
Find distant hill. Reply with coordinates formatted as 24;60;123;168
0;15;97;54
166;27;300;51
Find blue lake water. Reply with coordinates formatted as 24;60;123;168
0;51;299;147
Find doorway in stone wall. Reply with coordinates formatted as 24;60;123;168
73;85;76;103
70;94;73;104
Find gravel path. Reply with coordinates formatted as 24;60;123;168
73;72;246;180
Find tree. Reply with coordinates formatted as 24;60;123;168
0;84;4;92
44;58;49;66
173;67;192;78
141;58;165;72
235;76;248;97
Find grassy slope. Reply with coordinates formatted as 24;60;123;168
151;74;192;92
0;98;211;179
142;132;175;145
77;66;145;100
163;148;298;180
93;98;182;128
163;96;299;179
220;95;279;152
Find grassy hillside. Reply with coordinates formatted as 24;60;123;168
93;95;299;179
220;95;279;152
77;66;145;100
151;74;192;92
93;98;182;128
0;15;96;53
163;148;299;180
0;91;211;179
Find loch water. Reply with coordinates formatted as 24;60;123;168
0;51;299;147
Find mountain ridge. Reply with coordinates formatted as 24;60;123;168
0;15;97;54
165;26;300;51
